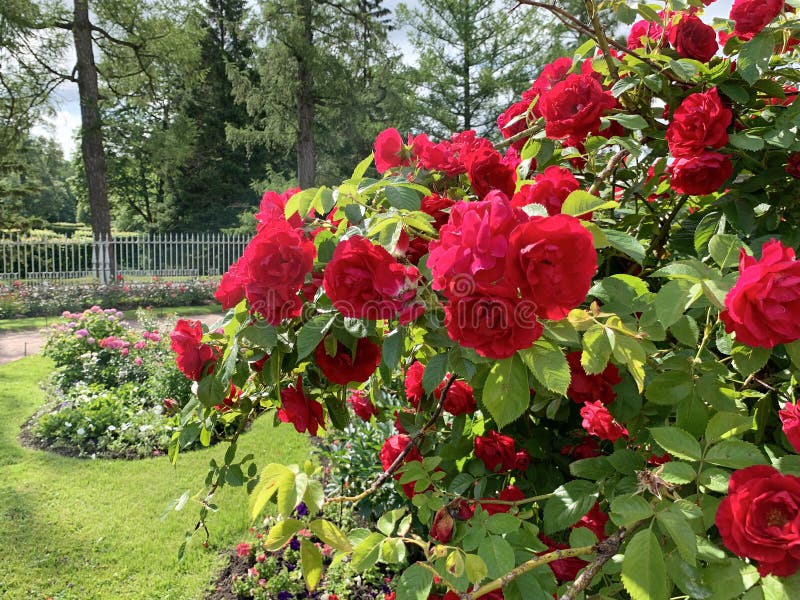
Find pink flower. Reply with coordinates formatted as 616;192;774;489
580;401;628;442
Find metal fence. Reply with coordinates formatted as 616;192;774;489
0;232;250;282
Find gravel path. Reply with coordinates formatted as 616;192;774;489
0;313;222;366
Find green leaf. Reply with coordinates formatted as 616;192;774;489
382;329;404;370
737;31;775;85
669;59;699;80
561;190;618;217
351;153;374;181
483;354;530;429
395;563;434;600
380;538;407;564
264;518;303;551
543;481;599;534
705;412;753;445
486;513;521;535
300;538;323;591
654;279;695;329
250;463;292;521
709;234;747;269
351;532;385;570
728;133;766;152
650;426;702;462
610;495;654;528
762;573;800;600
608;113;648;130
385;186;421;211
296;315;335;360
705;440;768;469
308;519;353;552
520;339;570;396
478;535;516;579
570;456;616;480
582;324;612;375
656;510;697;565
645;371;694;406
285;188;318;218
786;340;800;370
659;461;697;485
621;529;669;600
377;509;406;537
241;323;278;350
422;353;449;395
731;343;771;376
694;212;722;254
465;554;489;584
604;229;646;264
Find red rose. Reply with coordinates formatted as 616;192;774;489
561;436;601;459
538;73;616;142
374;128;407;173
427;195;525;292
379;434;422;471
580;400;628;442
787;153;800;179
666;89;732;158
505;214;597;321
730;0;784;39
575;502;609;540
668;151;733;195
444;285;543;359
170;319;218;380
475;430;517;472
215;259;246;309
430;507;455;543
347;390;378;421
323;235;420;321
523;57;574;117
315;336;382;385
404;361;425;409
462;142;517;200
566;351;622;405
539;535;588;582
668;14;718;63
716;465;800;576
241;220;316;325
780;403;800;452
481;485;526;515
627;18;664;50
511;166;580;216
255;187;302;229
497;99;531;150
402;194;457;264
278;376;325;436
412;132;470;177
514;449;531;471
435;379;476;416
721;240;800;348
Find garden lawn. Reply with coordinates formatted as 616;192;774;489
0;356;308;600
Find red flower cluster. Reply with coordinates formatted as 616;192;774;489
538;73;617;144
315;336;382;385
566;352;622;405
170;319;218;381
511;166;580;216
278;377;325;436
730;0;784;40
474;430;531;473
721;240;800;348
347;389;378;422
716;465;800;576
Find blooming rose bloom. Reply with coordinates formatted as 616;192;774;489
404;361;425;409
523;57;574;117
323;235;420;320
627;18;664;50
511;166;580;216
561;436;601;459
215;258;246;309
435;379;476;416
481;485;526;515
278;376;325;436
575;502;609;540
505;214;597;321
314;336;382;385
716;465;800;576
787;153;800;179
580;400;628;442
539;535;588;582
374;128;408;173
462;142;517;200
538;73;616;143
428;195;525;292
666;89;732;158
255;187;302;229
720;240;800;348
779;403;800;453
668;14;718;63
497;99;531;150
668;151;733;196
730;0;784;39
566;352;622;405
347;389;378;421
170;319;218;380
241;219;316;325
443;285;543;359
474;430;518;472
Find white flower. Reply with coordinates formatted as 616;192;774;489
76;427;86;436
64;422;72;428
153;405;164;416
107;425;116;432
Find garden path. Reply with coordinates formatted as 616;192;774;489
0;313;221;366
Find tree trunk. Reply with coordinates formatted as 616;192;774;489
72;0;115;281
296;0;315;189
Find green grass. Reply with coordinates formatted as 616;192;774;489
0;356;309;599
0;304;223;333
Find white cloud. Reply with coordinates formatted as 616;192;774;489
31;106;81;160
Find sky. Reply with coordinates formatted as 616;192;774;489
32;0;736;160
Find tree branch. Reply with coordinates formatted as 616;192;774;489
90;23;142;51
559;527;627;600
588;149;629;196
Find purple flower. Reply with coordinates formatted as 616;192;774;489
278;592;293;600
289;537;301;551
295;502;309;517
75;329;89;337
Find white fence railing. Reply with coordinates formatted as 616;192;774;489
0;233;250;282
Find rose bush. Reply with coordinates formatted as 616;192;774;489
167;2;800;599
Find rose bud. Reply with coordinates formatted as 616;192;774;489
430;507;455;543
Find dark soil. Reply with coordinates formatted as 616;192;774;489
207;551;249;600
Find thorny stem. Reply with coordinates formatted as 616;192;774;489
582;0;618;79
589;149;629;196
558;527;629;600
324;374;458;506
651;194;690;260
493;121;545;150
